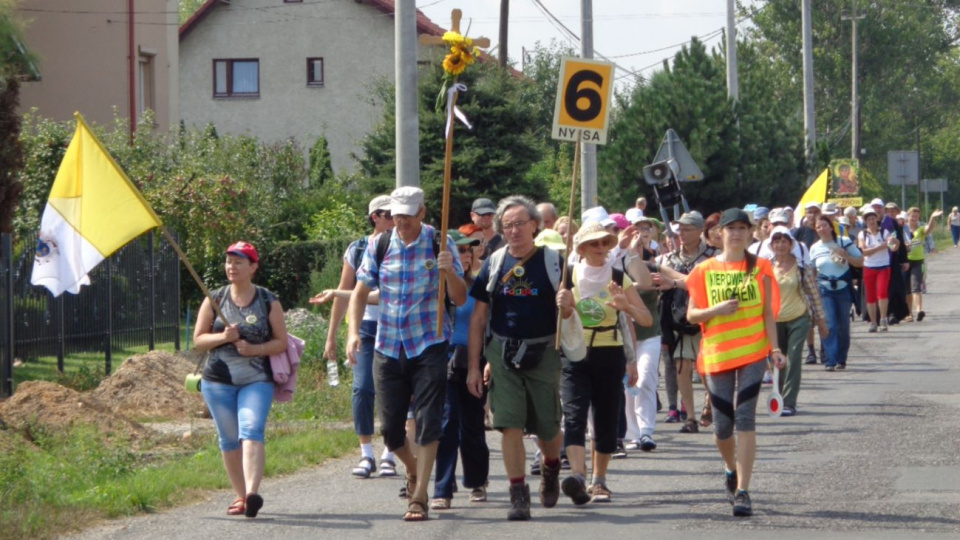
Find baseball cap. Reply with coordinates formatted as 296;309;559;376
368;194;392;216
471;198;496;215
676;212;704;228
804;201;822;210
752;206;770;221
768;209;790;224
448;230;480;246
624;208;645;224
870;198;884;207
390;186;424;216
719;208;751;228
821;202;838;215
885;201;900;210
226;241;259;263
861;204;877;217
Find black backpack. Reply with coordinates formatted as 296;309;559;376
659;247;717;338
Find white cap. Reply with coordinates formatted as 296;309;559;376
804;200;821;210
625;208;645;224
870;198;884;207
581;206;615;228
769;209;790;225
390;186;424;216
368;195;392;216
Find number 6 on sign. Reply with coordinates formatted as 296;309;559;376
552;57;615;145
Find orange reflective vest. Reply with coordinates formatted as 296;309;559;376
686;257;780;375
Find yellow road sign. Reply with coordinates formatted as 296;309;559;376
551;57;615;145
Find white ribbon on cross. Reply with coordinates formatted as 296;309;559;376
445;83;472;139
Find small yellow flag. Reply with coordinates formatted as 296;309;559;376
793;168;829;227
31;113;162;296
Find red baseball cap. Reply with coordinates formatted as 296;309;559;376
226;241;259;263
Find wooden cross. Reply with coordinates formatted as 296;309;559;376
419;9;491;49
419;9;489;335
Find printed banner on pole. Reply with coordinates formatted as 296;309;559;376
31;113;162;296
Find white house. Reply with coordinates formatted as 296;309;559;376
179;0;446;173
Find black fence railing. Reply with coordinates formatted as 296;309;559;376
0;231;180;397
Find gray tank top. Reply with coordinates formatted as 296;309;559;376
202;286;277;386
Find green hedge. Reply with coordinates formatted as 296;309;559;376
261;237;353;308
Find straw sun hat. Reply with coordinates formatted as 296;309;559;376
574;221;617;253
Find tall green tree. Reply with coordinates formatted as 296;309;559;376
355;59;546;225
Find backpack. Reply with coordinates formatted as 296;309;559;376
659;247;716;338
350;236;368;271
373;229;457;327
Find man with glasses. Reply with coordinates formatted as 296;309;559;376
471;197;502;260
467;195;566;521
348;186;467;522
310;195;395;479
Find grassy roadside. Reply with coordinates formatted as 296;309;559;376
1;311;356;540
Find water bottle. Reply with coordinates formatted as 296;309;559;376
327;360;340;387
623;374;641;396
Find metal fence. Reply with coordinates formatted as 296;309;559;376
0;231;180;397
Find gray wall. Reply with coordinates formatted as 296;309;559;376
180;0;429;174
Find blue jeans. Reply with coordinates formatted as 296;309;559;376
433;366;490;499
820;286;853;368
202;380;274;451
352;320;377;436
951;224;960;246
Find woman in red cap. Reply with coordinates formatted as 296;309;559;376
193;241;288;518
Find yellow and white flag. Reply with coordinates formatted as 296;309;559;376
792;168;829;228
31;113;162;296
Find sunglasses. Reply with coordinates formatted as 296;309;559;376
584;240;606;248
375;210;393;220
457;246;472;254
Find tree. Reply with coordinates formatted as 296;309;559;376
308;135;334;186
355;59;547;225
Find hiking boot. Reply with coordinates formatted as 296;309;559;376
561;476;591;506
733;490;753;517
725;470;738;504
507;483;531;521
679;419;699;433
879;318;889;332
587;482;612;503
539;460;561;508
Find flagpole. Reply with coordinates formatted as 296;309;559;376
436;88;460;336
556;139;581;350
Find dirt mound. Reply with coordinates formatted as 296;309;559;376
0;381;147;440
91;350;207;421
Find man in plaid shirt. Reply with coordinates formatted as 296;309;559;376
348;186;466;521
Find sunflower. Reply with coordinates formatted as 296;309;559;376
442;31;466;47
443;52;467;76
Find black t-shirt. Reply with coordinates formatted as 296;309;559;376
480;233;503;260
792;225;818;249
470;248;557;339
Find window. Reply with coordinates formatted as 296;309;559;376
138;52;155;114
307;57;324;87
213;59;260;98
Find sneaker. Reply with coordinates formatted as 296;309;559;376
837;364;846;370
561;476;591;506
539;460;561;508
351;456;376;478
733;490;753;517
507;483;531;521
639;434;657;452
612;441;628;459
664;410;680;423
781;406;796;417
879;318;889;332
762;371;773;384
724;470;738;503
469;486;487;503
560;454;571;470
378;459;397;477
824;365;835;372
587;482;612;503
868;323;878;333
679;404;688;421
917;311;926;322
624;440;641;451
804;351;817;365
529;457;541;476
679;419;699;433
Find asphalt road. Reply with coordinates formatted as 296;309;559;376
67;245;960;540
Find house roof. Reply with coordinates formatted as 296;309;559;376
179;0;445;40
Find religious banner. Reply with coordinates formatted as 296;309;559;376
827;159;863;208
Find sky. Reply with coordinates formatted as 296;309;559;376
418;0;761;83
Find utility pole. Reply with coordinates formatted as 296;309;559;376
499;0;509;69
725;0;739;102
580;0;597;210
395;0;420;187
801;0;817;179
842;2;865;161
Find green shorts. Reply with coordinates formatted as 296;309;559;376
487;337;562;441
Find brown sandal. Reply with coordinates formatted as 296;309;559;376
226;497;245;516
405;475;417;501
404;500;429;521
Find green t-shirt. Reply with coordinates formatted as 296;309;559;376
633;287;661;341
907;227;926;262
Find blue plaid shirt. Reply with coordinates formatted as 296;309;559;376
356;224;463;359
